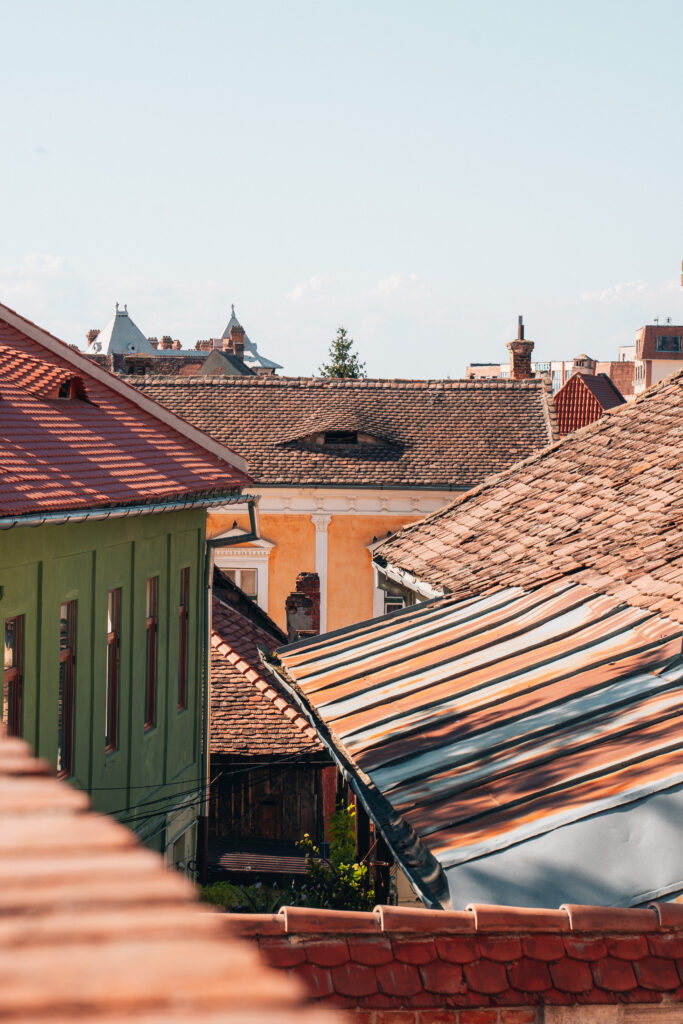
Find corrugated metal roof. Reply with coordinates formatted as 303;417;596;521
276;580;683;907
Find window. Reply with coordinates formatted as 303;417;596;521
223;567;258;601
3;616;23;737
105;589;121;752
144;577;158;730
58;602;76;777
384;594;405;615
178;567;190;711
655;335;681;352
324;431;357;445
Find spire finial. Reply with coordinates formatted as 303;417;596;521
231;303;235;316
115;301;119;313
124;303;127;313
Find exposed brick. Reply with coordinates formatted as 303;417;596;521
459;1012;498;1023
435;936;480;964
633;955;680;991
463;959;508;994
477;936;522;962
605;934;649;960
352;1013;375;1024
349;937;395;965
562;936;607;961
420;960;466;995
506;958;551;993
304;938;350;967
259;939;306;968
500;1012;538;1024
418;1011;462;1023
377;961;423;997
331;961;378;997
393;938;437;964
521;935;565;962
292;961;333;997
592;957;638;992
549;957;593;992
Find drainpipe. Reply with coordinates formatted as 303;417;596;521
197;497;260;885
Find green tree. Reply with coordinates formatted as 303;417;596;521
318;326;367;378
296;800;375;911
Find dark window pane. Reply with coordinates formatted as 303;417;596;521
178;568;189;711
58;602;76;777
3;616;23;737
145;577;158;730
105;589;120;751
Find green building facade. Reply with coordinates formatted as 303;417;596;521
1;506;213;865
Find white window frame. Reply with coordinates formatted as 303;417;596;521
211;529;274;612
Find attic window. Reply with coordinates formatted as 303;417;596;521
655;336;681;353
58;379;74;398
324;431;357;445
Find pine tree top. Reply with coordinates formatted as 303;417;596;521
318;326;367;379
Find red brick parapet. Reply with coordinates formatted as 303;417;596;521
228;903;683;1021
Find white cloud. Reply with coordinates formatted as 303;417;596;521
581;278;677;304
286;275;337;303
371;272;422;298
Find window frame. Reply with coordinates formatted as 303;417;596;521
105;588;121;753
144;576;159;731
222;566;259;601
3;615;23;737
58;602;76;778
177;567;190;712
655;335;682;353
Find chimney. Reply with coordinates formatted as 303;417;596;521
171;339;182;350
159;335;173;351
86;329;100;347
148;337;159;350
506;315;535;380
224;324;245;361
285;572;320;641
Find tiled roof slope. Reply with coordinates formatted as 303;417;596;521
0;306;249;516
554;371;625;434
211;595;322;756
132;375;558;488
375;369;683;624
0;734;339;1023
233;902;683;1017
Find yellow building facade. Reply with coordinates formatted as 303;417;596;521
207;486;453;633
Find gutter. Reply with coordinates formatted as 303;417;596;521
198;496;260;885
373;557;445;601
0;492;252;530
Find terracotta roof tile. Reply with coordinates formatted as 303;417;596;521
0;307;249;517
0;735;340;1022
375;370;683;624
234;902;683;1013
132;375;558;489
210;595;322;757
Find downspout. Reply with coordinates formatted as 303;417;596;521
198;497;260;885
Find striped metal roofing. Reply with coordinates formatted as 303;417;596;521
276;580;683;907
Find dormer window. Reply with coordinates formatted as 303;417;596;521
58;379;76;398
324;431;358;445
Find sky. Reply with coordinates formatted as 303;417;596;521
1;0;682;377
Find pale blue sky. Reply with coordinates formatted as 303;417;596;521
1;0;681;376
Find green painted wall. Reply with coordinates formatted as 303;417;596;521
0;508;208;857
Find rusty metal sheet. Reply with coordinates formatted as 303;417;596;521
276;581;683;904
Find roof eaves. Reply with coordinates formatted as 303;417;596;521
0;302;250;478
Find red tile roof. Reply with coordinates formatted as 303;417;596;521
375;369;683;625
0;303;250;517
554;371;625;434
0;734;340;1023
232;902;683;1015
211;594;322;757
132;375;558;489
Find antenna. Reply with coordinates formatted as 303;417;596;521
666;317;672;325
654;316;659;325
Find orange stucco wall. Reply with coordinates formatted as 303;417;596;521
207;510;421;632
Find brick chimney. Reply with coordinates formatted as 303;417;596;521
285;572;320;641
148;337;159;350
159;335;173;351
171;339;182;351
506;316;535;380
86;329;100;347
224;325;245;361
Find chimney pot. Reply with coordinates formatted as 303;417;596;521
159;335;173;351
86;329;100;347
171;339;182;350
148;336;159;350
225;324;246;361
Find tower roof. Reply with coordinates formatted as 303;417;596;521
90;304;158;356
221;304;282;371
